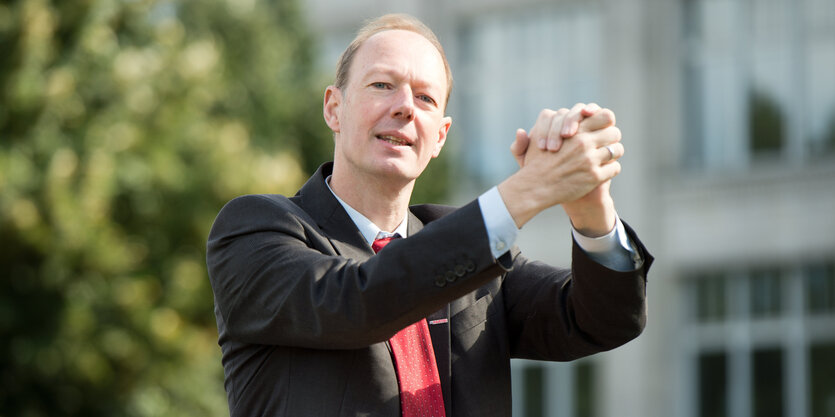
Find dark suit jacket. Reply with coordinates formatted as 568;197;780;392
206;162;652;417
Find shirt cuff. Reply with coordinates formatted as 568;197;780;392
478;186;519;259
571;216;640;271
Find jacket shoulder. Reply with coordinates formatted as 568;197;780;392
208;193;314;239
220;193;304;215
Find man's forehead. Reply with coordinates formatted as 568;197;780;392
352;30;446;82
364;29;433;47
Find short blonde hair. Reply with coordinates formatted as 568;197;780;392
334;14;453;106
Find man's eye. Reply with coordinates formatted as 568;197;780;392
418;94;436;105
371;82;389;89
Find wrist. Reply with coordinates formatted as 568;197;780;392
564;197;616;237
497;173;545;228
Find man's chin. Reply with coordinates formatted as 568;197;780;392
371;161;422;183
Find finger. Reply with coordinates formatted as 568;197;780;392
546;108;569;151
510;128;530;167
579;108;616;133
598;142;624;164
581;102;601;117
586;126;622;148
511;128;530;156
561;102;587;137
530;109;556;150
599;160;622;181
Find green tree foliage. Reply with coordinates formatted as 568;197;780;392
0;0;332;415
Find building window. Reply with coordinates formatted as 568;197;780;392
511;359;599;417
810;343;835;417
682;0;835;169
574;361;596;417
805;262;835;314
522;365;545;417
694;272;727;322
751;347;784;417
747;90;785;155
683;261;835;417
749;268;783;318
697;351;728;417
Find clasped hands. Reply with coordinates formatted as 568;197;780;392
497;103;623;236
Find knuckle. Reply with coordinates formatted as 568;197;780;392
577;133;594;148
585;168;602;184
580;155;596;171
595;167;610;182
602;126;621;141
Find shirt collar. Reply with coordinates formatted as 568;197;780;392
325;176;408;245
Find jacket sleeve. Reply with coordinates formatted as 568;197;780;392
501;222;652;361
206;194;508;350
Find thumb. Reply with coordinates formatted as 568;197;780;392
510;128;529;167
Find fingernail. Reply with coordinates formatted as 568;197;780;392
538;138;546;149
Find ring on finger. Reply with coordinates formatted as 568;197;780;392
604;145;615;161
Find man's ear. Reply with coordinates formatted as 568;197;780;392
432;116;452;158
323;86;342;132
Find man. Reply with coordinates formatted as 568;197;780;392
207;14;652;417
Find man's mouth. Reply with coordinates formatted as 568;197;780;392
377;135;411;146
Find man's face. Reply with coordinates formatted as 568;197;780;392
324;29;451;184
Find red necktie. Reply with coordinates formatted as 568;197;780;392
373;236;446;417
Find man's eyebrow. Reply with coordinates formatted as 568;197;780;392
360;67;411;86
361;65;398;78
361;66;443;94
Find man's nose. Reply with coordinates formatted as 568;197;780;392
391;87;414;120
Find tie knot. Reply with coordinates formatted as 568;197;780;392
372;234;400;253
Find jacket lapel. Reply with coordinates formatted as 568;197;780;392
293;163;374;261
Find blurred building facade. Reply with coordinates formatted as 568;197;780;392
301;0;835;416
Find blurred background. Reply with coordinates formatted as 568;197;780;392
1;0;833;416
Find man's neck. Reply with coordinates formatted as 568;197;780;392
329;163;414;233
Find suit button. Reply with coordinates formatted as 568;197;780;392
454;264;466;277
465;260;476;272
445;270;457;283
435;275;446;287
